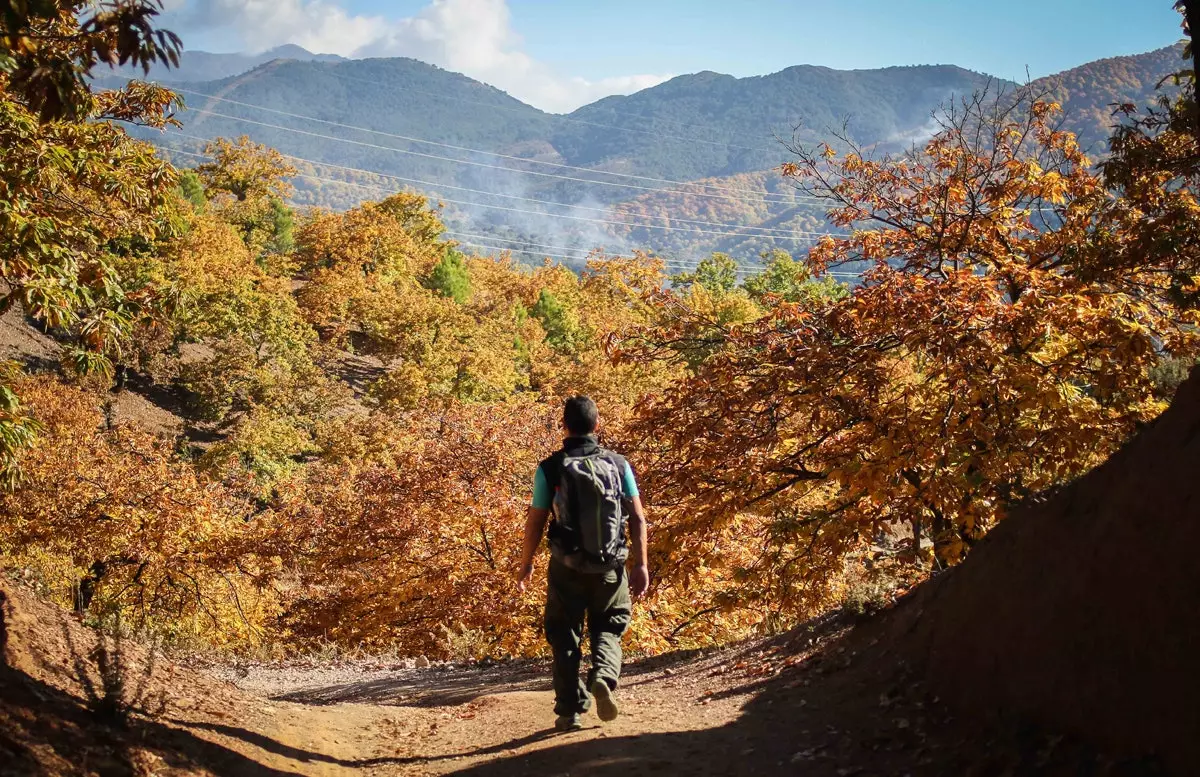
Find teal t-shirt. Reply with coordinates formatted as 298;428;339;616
531;459;639;510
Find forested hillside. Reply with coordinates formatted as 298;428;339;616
553;64;998;179
6;29;1199;657
606;44;1188;262
122;43;1186;271
1036;43;1185;151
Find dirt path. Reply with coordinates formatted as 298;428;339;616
4;578;1156;777
171;650;765;777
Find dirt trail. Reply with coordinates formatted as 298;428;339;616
1;575;802;776
186;653;761;777
2;566;1177;777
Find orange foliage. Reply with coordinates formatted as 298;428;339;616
616;90;1200;624
0;377;276;648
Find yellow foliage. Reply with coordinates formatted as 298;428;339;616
0;377;277;650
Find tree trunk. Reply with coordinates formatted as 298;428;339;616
1182;0;1200;136
909;516;923;558
930;511;953;571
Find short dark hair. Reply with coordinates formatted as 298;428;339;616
563;395;599;435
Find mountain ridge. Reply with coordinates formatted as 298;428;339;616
136;44;1184;267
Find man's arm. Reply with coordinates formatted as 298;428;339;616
627;495;650;598
515;506;550;592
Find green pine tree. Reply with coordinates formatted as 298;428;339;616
424;249;472;303
530;289;578;353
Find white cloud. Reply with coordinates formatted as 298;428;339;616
171;0;671;113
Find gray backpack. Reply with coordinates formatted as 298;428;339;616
548;450;629;572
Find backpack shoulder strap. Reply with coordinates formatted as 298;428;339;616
597;449;629;498
541;450;567;490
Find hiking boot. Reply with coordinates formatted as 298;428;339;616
591;679;619;722
554;713;583;732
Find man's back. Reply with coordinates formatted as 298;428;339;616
515;396;650;731
536;436;639;573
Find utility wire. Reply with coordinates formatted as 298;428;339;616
155;84;807;205
179;108;818;208
163;133;835;238
156;148;861;279
161;146;834;243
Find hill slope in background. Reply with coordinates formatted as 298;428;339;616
555;64;1002;181
606;43;1188;263
135;44;1185;268
157;58;1003;190
1035;43;1185;152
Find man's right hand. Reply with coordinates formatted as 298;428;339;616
514;561;534;593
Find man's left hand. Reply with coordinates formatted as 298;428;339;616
630;564;650;598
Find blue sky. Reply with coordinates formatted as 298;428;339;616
168;0;1185;112
377;0;1182;81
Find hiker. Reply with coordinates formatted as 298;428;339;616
514;395;650;732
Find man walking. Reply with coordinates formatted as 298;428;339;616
515;396;650;732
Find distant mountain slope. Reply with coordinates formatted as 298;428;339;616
606;45;1188;265
155;57;1006;213
1030;43;1185;153
554;65;1007;182
119;44;344;84
150;57;557;211
138;44;1186;269
178;56;553;152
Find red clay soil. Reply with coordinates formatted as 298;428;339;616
889;366;1200;775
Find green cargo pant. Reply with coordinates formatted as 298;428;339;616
544;557;632;715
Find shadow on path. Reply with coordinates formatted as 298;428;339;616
183;719;563;769
1;662;303;776
273;662;551;707
437;617;1170;777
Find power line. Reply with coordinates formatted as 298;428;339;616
161;146;833;243
155;148;861;279
446;231;596;256
178;108;816;208
454;241;594;264
157;84;806;205
163;133;834;239
446;232;844;277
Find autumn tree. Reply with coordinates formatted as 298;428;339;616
0;375;276;647
617;86;1200;628
271;399;558;657
0;0;180;121
295;195;533;409
0;4;183;481
196;135;294;203
197;135;298;261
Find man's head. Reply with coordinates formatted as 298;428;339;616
562;395;599;436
